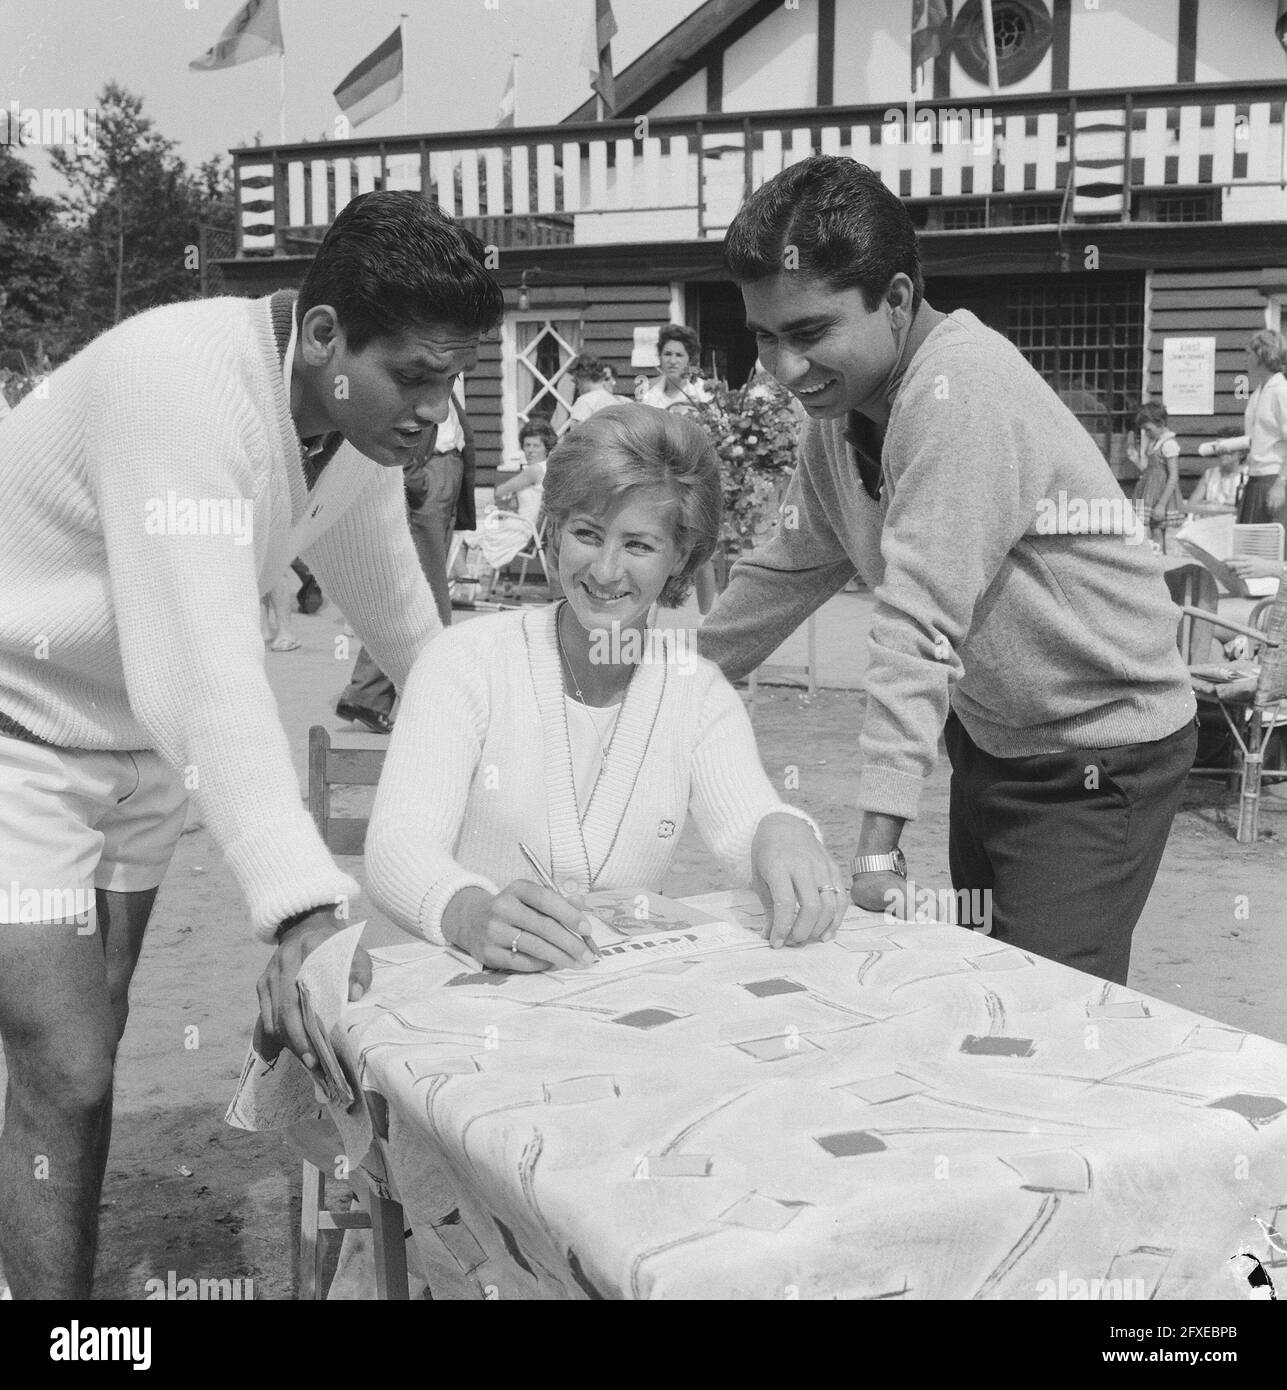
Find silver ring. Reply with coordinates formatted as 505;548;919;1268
819;885;841;894
510;931;522;955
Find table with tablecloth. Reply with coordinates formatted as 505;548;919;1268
273;888;1287;1302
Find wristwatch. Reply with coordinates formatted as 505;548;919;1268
850;848;907;879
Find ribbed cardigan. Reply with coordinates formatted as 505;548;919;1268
0;294;441;939
365;604;815;945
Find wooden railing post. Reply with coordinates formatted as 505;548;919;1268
1122;92;1133;223
695;118;705;239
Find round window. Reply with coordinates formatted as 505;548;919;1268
953;0;1053;86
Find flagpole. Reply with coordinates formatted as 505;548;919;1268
513;52;519;127
279;53;286;142
980;0;1000;95
400;12;409;134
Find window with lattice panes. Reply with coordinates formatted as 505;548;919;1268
1007;276;1144;474
500;314;582;462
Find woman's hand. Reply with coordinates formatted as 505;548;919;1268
1197;441;1219;458
1227;555;1286;582
1150;505;1167;523
442;883;598;972
750;812;848;949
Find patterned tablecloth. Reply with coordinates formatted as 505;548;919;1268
264;891;1287;1300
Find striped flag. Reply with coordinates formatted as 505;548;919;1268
496;55;517;128
910;0;950;85
189;0;283;72
582;0;617;117
333;25;404;129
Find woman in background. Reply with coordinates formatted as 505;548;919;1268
635;325;712;412
1198;329;1287;526
455;418;553;601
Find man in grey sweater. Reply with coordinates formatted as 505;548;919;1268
699;156;1196;985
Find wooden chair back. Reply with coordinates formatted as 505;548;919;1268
1163;563;1220;664
307;726;389;854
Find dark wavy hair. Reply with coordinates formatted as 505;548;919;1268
658;324;701;363
724;154;923;311
518;417;558;451
542;402;721;608
298;191;505;350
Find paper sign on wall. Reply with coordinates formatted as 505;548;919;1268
1162;337;1215;416
631;326;660;369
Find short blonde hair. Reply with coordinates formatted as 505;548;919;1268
1248;329;1287;374
542;403;721;608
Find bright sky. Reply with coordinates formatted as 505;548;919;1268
2;0;702;195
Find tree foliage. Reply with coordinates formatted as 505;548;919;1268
4;82;237;357
0;145;76;363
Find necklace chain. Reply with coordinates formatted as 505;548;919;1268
555;602;623;771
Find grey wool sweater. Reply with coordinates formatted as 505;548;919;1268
698;310;1196;821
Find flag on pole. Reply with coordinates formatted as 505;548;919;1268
333;25;404;128
910;0;950;86
582;0;617;117
496;55;517;128
189;0;283;72
1277;0;1287;51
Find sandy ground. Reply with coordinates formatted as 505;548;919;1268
3;592;1285;1300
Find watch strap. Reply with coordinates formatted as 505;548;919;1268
850;851;906;877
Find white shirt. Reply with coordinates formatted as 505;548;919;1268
569;387;618;423
1242;373;1287;477
565;695;621;820
433;398;464;454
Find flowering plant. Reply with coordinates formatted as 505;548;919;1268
680;375;803;555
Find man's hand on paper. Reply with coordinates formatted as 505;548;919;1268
750;812;848;949
443;883;598;973
257;906;371;1074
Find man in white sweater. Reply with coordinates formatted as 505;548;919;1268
0;190;503;1297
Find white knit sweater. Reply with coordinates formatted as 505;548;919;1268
365;603;815;944
0;295;441;939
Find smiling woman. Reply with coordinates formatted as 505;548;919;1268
364;401;850;973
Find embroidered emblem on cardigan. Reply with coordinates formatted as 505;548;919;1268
658;819;675;839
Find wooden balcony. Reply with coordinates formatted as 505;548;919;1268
232;81;1287;259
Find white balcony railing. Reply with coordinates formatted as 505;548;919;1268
232;82;1287;257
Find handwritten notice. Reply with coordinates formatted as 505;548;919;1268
631;325;660;369
1162;337;1215;416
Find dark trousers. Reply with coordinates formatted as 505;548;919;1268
1237;473;1282;525
342;450;463;716
944;710;1197;985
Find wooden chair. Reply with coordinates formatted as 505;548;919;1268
300;725;411;1299
1180;585;1287;842
509;513;551;599
1163;563;1220;663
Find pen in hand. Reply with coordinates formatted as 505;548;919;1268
516;841;603;959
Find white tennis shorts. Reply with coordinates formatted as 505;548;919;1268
0;735;188;923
